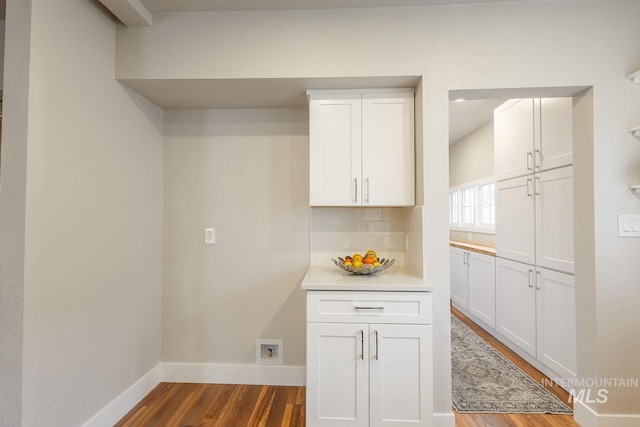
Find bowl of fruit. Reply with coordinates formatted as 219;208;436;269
331;250;396;275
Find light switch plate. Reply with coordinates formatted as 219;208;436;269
618;215;640;237
204;228;216;244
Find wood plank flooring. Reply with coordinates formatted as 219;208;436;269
116;309;580;426
115;383;304;427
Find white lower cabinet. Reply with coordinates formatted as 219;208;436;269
536;268;577;379
495;258;537;357
450;247;469;309
450;247;496;329
306;291;433;427
495;258;576;380
468;252;496;329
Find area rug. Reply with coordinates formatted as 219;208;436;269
451;314;573;414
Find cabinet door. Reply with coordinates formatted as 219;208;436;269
495;258;537;357
535;166;574;274
450;247;469;309
496;175;536;265
361;93;414;206
494;98;535;181
468;252;496;329
538;97;573;171
309;94;362;206
536;268;576;380
306;323;369;427
369;324;432;427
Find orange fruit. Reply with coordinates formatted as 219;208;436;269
362;256;375;265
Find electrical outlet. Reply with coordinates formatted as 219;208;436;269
204;228;216;244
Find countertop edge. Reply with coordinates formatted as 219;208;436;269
450;240;496;256
301;266;434;292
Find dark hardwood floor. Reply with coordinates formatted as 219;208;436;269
116;309;579;426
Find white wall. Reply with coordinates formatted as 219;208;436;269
162;108;309;366
0;0;164;425
116;1;640;420
0;1;30;424
449;120;495;246
449;120;494;188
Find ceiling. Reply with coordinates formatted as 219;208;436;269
106;1;582;145
139;0;533;13
449;99;506;145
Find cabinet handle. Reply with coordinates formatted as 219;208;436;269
534;149;541;170
375;330;379;360
535;176;541;197
360;330;364;360
528;269;534;288
354;178;358;202
527;152;534;172
526;178;533;197
366;178;370;203
355;306;385;311
536;270;541;290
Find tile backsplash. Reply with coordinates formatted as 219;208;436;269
310;206;424;271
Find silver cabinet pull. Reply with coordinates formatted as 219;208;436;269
534;149;541;170
354;178;358;202
366;178;370;203
375;330;379;360
535;176;541;197
528;269;534;288
360;330;364;360
527;178;533;197
355;306;384;311
527;152;534;171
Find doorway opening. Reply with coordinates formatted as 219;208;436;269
447;86;593;425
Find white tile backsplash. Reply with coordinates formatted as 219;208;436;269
310;207;416;266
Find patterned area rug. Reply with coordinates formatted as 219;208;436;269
451;314;573;414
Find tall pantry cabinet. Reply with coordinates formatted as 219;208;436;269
494;97;577;381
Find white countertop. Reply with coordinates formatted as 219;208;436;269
301;265;433;292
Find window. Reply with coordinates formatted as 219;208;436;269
449;190;459;226
478;182;495;228
449;177;495;232
460;187;475;227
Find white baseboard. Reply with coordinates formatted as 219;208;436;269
82;362;305;427
161;362;306;386
574;398;640;427
433;411;456;427
81;363;161;427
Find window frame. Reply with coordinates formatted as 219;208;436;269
449;176;496;233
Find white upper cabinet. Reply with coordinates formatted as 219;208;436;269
535;166;574;274
494;98;535;181
309;94;362;206
308;90;415;206
539;98;574;171
495;175;536;265
495;97;573;181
